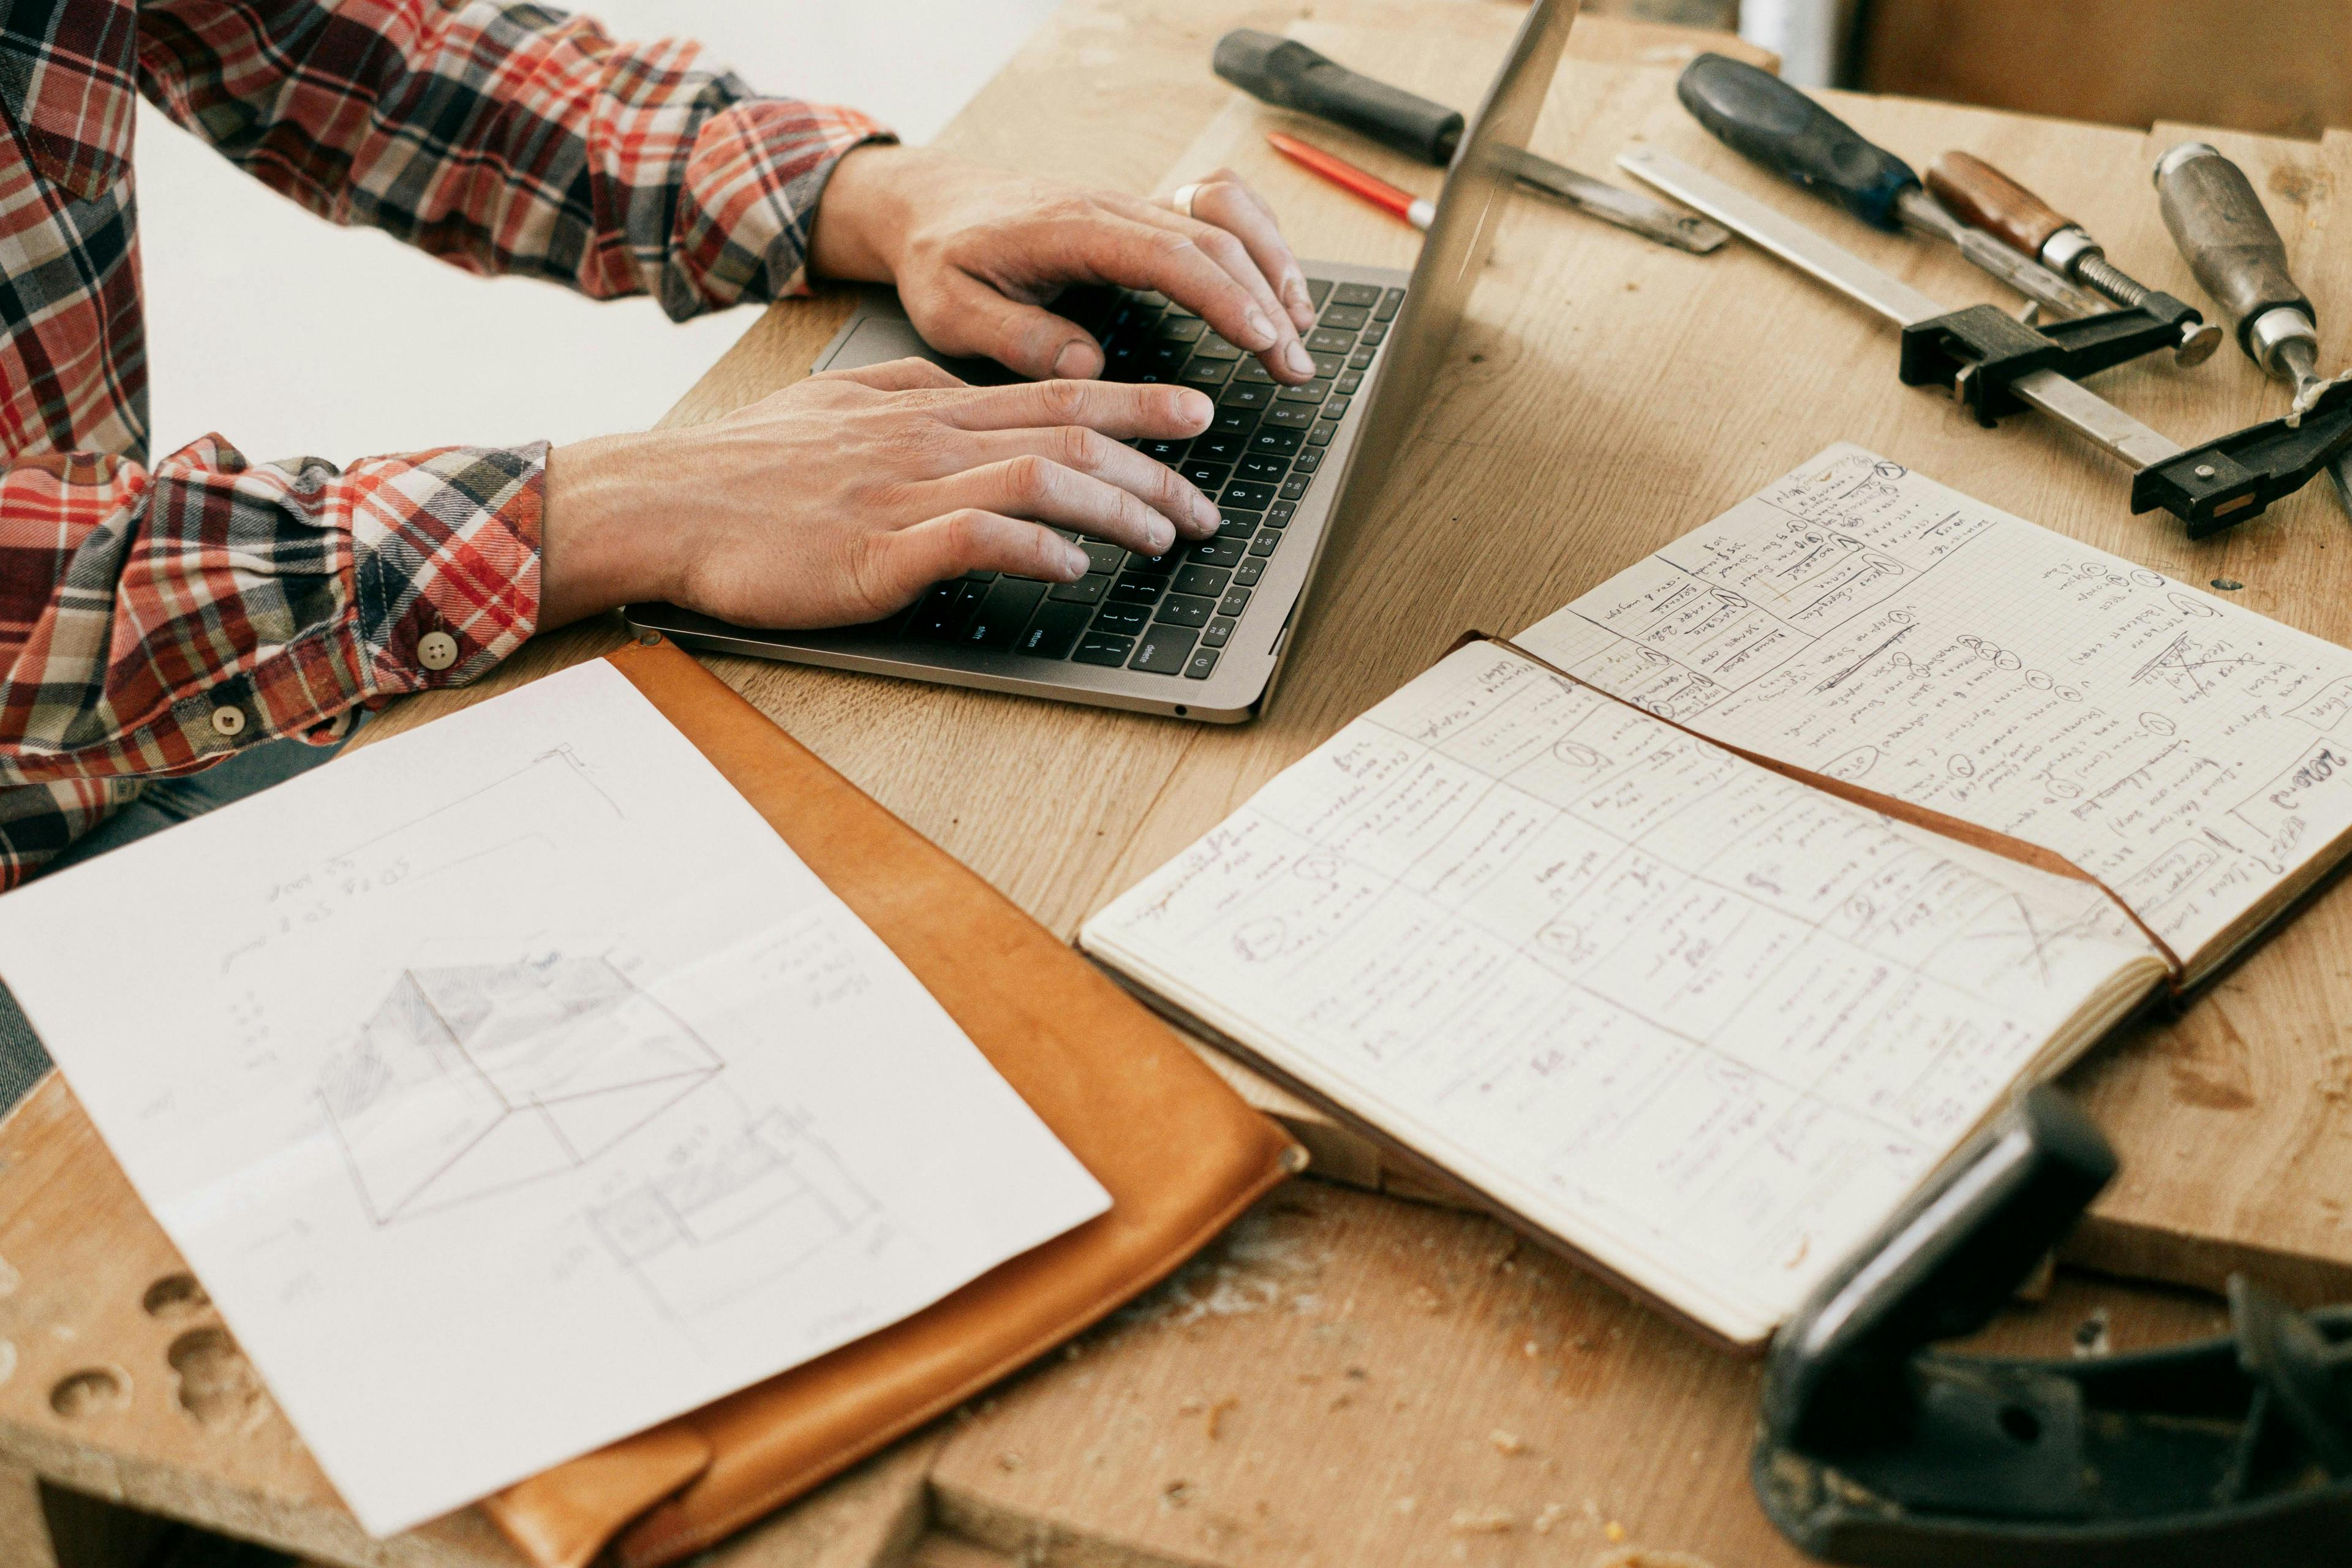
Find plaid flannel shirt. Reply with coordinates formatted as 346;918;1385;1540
0;0;884;884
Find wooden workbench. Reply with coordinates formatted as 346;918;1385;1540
2;2;2350;1564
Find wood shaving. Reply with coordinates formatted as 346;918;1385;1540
1532;1501;1573;1534
1489;1429;1528;1455
1450;1507;1517;1534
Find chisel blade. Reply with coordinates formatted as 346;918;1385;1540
1495;145;1728;254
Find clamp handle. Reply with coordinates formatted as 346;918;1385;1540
1926;150;2071;260
2154;141;2314;363
1676;53;1917;230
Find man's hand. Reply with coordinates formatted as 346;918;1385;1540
540;360;1221;630
809;146;1322;384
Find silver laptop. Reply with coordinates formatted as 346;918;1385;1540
625;0;1578;722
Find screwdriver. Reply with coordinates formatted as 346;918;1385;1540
1676;55;2108;320
1924;151;2222;364
2152;141;2352;510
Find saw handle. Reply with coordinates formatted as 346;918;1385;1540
1924;151;2070;259
1213;31;1463;167
2154;143;2312;349
1676;53;1917;230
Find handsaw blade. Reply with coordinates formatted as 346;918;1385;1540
1495;144;1728;253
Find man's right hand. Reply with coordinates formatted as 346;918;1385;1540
540;359;1222;631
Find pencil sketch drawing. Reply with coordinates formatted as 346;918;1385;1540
318;955;720;1225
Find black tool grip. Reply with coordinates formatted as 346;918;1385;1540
1676;53;1917;230
1213;30;1463;167
2154;142;2313;358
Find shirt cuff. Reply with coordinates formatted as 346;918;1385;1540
672;96;894;314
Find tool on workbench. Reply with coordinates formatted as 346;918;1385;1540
1267;130;1434;229
1926;149;2223;364
1756;1085;2352;1567
1212;28;1727;254
2152;140;2352;513
1619;143;2352;535
1675;53;2119;323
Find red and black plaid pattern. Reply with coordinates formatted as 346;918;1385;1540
0;1;884;885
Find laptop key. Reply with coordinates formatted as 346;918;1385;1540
1222;480;1278;509
1234;360;1276;385
1125;549;1178;575
1305;327;1355;353
1080;539;1125;573
1219;586;1251;617
963;579;1049;649
1308;350;1348;379
1074;631;1134;667
1310;420;1340;445
1219;382;1273;410
1359;323;1389;346
1251;424;1303;456
1324;395;1352;420
1237;453;1289;483
1267;502;1296;528
1349;348;1376;370
1174;564;1231;597
1319;304;1370;331
1336;372;1363;396
1279;477;1309;502
1092;600;1150;635
1215;511;1260;538
1178;358;1233;387
1158;316;1205;342
1129;624;1199;674
1179;460;1232;491
1332;282;1382;307
1185;647;1220;680
1188;538;1246;568
1191;337;1243;361
1156;593;1214;628
1249;530;1282;557
1109;575;1167;606
1019;600;1092;659
1136;437;1188;462
911;579;987;640
1234;559;1265;586
1376;287;1406;321
1201;616;1237;649
1210;407;1257;435
1277;379;1335;404
1262;406;1316;431
1305;277;1333;306
1048;573;1110;604
1193;431;1250;463
1292;448;1322;472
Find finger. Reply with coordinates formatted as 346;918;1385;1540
933;377;1213;441
1045;210;1311;380
959;424;1221;540
1184;172;1316;332
818;356;970;393
916;456;1182;556
1124;194;1316;382
870;510;1092;602
913;273;1106;381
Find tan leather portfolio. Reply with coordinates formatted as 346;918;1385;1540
477;638;1300;1568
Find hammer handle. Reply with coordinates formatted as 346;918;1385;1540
2155;144;2311;342
1924;151;2071;259
1213;31;1463;167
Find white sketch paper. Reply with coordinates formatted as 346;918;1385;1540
0;662;1107;1535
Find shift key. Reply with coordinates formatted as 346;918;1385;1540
962;579;1047;649
1129;624;1199;675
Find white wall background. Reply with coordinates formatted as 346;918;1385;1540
134;1;1065;463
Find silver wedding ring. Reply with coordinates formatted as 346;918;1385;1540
1172;182;1204;219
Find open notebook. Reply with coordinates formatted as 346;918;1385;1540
1081;446;2352;1348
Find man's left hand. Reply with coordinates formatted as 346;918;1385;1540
809;146;1322;385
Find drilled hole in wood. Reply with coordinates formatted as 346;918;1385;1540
49;1365;127;1418
141;1272;210;1319
167;1327;263;1430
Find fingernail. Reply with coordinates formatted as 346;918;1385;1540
1177;390;1213;427
1285;341;1316;377
1150;521;1175;553
1191;492;1220;528
1244;308;1278;350
1061;542;1091;577
1286;278;1315;327
1052;340;1099;379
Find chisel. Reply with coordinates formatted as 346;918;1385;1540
1926;150;2223;363
2152;141;2352;511
1210;29;1727;254
1675;54;2107;320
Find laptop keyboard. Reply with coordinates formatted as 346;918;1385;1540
873;277;1403;681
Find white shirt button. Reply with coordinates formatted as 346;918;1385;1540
417;631;460;672
210;706;246;738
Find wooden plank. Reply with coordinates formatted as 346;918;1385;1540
925;1182;2230;1568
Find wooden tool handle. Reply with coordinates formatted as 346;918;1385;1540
1926;150;2071;257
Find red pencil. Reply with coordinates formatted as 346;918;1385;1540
1265;130;1434;231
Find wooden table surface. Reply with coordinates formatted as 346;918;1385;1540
2;2;2349;1566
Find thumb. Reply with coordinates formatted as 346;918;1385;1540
913;273;1103;380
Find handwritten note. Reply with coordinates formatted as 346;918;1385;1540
1516;445;2352;974
1082;643;2156;1343
0;662;1106;1535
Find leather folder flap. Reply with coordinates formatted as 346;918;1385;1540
481;641;1298;1568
